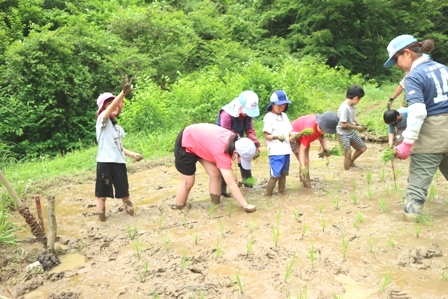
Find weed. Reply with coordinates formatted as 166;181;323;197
285;252;298;281
272;226;280;247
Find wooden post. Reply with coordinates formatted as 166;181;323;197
47;195;57;254
0;169;23;207
34;195;45;233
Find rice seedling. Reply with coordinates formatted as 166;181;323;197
333;294;344;299
301;223;310;238
190;228;199;245
159;231;171;251
384;184;390;196
308;243;316;268
138;260;150;283
297;285;308;299
379;271;392;293
416;211;433;226
272;226;280;247
215;239;222;260
341;234;349;259
276;210;281;225
414;223;422;238
440;271;448;281
366;170;372;185
208;203;218;219
386;235;396;247
294;210;303;221
379;198;387;213
246;238;254;256
321;218;328;232
235;270;244;294
247;219;257;233
125;224;139;240
285;252;298;281
352;180;357;189
158;212;165;230
218;220;226;238
354;213;364;228
427;184;436;203
434;171;440;182
350;193;358;205
292;128;314;140
366;188;373;200
319;203;324;214
333;195;341;210
242;177;257;188
367;237;376;253
182;212;188;227
380;147;395;163
380;168;386;182
328;145;342;156
180;254;193;272
225;202;233;217
134;240;144;261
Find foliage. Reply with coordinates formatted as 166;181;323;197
0;204;17;245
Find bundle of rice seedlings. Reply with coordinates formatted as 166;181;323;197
381;147;395;163
292;128;314;140
242;177;257;187
328;145;342;156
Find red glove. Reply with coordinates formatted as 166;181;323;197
394;140;414;160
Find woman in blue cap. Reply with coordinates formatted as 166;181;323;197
384;34;448;221
216;90;261;196
262;90;293;196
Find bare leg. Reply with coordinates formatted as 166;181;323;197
122;195;134;216
174;174;195;208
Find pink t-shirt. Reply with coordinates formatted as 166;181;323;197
182;123;233;170
291;115;321;147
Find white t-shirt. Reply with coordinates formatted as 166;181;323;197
336;101;356;135
96;113;126;163
262;112;293;156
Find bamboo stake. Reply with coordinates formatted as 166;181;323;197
0;169;23;207
47;195;57;254
34;195;45;233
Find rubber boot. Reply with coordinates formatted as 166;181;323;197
210;193;221;205
240;167;253;188
220;176;230;198
266;176;278;196
278;174;286;194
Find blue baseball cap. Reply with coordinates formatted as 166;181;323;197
384;34;417;68
267;90;291;112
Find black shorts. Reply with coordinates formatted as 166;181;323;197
174;129;198;176
95;163;129;198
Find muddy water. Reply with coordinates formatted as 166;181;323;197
4;142;448;299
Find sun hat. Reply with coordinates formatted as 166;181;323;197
267;90;291;112
238;90;260;118
316;111;339;134
384;34;417;68
96;92;123;117
235;137;256;170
